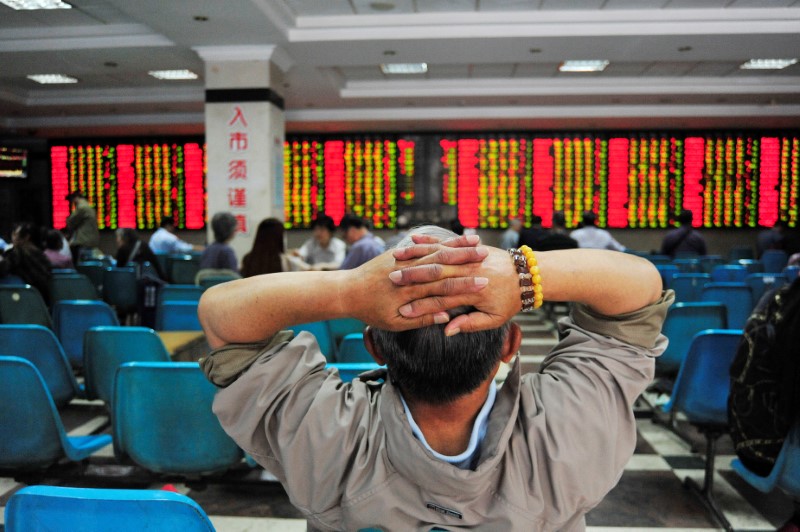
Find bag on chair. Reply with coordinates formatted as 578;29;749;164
728;277;800;476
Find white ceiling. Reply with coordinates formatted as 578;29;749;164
0;0;799;137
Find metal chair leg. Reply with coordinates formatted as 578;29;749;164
683;431;733;532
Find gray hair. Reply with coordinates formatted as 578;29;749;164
211;212;238;243
371;225;509;404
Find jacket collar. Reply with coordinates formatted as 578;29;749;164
380;356;522;497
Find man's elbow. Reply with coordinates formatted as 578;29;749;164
198;287;226;349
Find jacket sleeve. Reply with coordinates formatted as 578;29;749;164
519;291;673;521
210;332;380;523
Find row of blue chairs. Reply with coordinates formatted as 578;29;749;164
643;249;790;273
655;329;800;530
657;263;797;288
289;318;371;362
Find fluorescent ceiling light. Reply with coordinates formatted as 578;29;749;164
27;74;78;84
0;0;71;9
148;69;198;80
740;58;797;70
381;63;428;75
559;60;610;72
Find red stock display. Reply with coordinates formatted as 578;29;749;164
50;141;206;231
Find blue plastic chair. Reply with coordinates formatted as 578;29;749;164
197;274;237;290
327;317;366;345
699;255;725;274
50;273;99;303
0;285;53;328
655;264;679;289
337;333;373;363
327;362;384;383
52;300;120;367
156;301;202;331
102;267;138;314
156;286;204;328
710;264;748;283
167;255;200;285
113;361;243;474
658;302;727;376
4;486;215;532
737;259;765;274
732;418;800;498
83;326;171;403
659;329;743;531
0;356;111;468
673;258;702;273
290;321;336;361
0;324;84;407
760;249;789;273
670;273;711;302
784;265;800;282
76;260;106;294
746;273;788;304
645;255;672;265
701;282;754;330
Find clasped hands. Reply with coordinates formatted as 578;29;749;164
347;234;521;335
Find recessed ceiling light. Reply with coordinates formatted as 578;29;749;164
193;15;208;21
103;61;118;68
740;58;797;70
27;74;78;84
0;0;70;9
678;46;692;52
529;48;542;54
148;69;198;80
380;63;427;75
383;50;396;56
559;60;609;72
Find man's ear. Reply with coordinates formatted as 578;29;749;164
500;322;522;364
363;326;386;365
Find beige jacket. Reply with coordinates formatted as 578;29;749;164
208;291;673;531
66;198;99;248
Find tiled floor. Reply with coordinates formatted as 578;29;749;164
0;310;794;531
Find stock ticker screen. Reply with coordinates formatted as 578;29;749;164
49;131;798;231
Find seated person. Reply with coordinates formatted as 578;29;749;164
148;215;202;255
43;229;74;269
660;210;707;258
0;222;52;303
199;227;669;530
115;228;165;280
338;213;385;270
290;214;346;271
570;211;626;252
241;218;294;277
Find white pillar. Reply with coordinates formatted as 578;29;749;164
195;45;293;262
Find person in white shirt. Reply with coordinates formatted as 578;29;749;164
500;217;522;250
291;214;346;270
148;215;203;255
570;211;626;252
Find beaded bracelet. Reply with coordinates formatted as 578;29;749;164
507;246;544;311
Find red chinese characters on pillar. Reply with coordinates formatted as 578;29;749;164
228;160;247;180
229;132;249;152
234;214;248;234
228;106;249;128
228;188;247;208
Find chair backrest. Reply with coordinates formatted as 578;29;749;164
328;317;366;345
158;284;205;303
658;302;727;375
737;259;765;274
710;264;748;283
0;285;53;328
645;255;671;265
761;249;789;273
197;274;237;290
698;255;725;274
52;300;120;367
745;273;788;304
664;330;743;425
113;361;243;474
776;419;800;495
0;324;81;407
102;267;139;312
156;301;202;331
670;273;711;302
50;273;99;303
785;265;800;282
4;485;215;532
701;282;754;329
290;322;336;360
0;356;69;468
337;333;373;363
167;255;200;285
76;261;106;293
673;258;702;273
327;362;383;383
655;264;680;289
83;326;170;403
